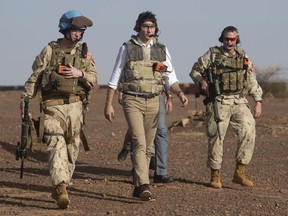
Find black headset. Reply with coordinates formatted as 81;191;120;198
218;26;241;44
133;11;159;35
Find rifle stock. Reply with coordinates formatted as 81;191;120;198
16;96;30;179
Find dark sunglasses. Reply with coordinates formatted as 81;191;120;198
224;37;237;42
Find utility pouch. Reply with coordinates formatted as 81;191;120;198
49;71;78;94
153;62;167;73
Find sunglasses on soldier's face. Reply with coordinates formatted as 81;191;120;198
224;37;237;42
141;24;155;29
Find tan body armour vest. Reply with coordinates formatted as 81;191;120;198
210;46;248;95
41;41;89;100
122;36;166;94
36;42;91;149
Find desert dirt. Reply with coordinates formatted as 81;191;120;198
0;89;287;216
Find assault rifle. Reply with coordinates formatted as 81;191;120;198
16;96;30;179
203;68;222;140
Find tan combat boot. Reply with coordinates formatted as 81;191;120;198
210;169;222;189
51;183;71;209
232;163;253;187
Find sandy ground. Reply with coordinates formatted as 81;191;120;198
0;89;287;216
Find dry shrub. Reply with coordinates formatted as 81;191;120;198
255;65;288;98
254;65;281;82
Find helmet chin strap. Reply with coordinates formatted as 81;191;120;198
65;30;84;43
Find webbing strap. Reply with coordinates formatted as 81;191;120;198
42;95;80;107
44;109;67;133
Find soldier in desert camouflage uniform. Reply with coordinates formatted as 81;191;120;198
20;10;97;208
190;26;262;189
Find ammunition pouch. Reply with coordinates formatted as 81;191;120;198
220;70;245;94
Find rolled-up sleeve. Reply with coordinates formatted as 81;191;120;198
108;45;127;90
246;59;263;102
164;47;179;86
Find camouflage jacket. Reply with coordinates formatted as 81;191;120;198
190;46;262;102
21;39;97;101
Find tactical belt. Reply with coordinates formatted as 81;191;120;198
123;91;159;99
221;90;242;95
42;95;80;107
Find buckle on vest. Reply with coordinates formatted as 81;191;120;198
63;98;69;104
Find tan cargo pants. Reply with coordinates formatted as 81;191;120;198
122;94;159;187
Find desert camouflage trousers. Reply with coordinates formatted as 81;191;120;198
205;95;256;170
43;101;83;186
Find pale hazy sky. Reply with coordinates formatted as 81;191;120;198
1;0;287;86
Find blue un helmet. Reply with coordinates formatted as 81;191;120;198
58;10;93;34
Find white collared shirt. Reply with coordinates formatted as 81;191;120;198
108;36;179;90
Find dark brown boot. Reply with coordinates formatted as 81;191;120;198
132;184;155;201
232;163;253;187
210;169;222;189
51;183;70;209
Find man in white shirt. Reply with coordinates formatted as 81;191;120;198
104;11;188;201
